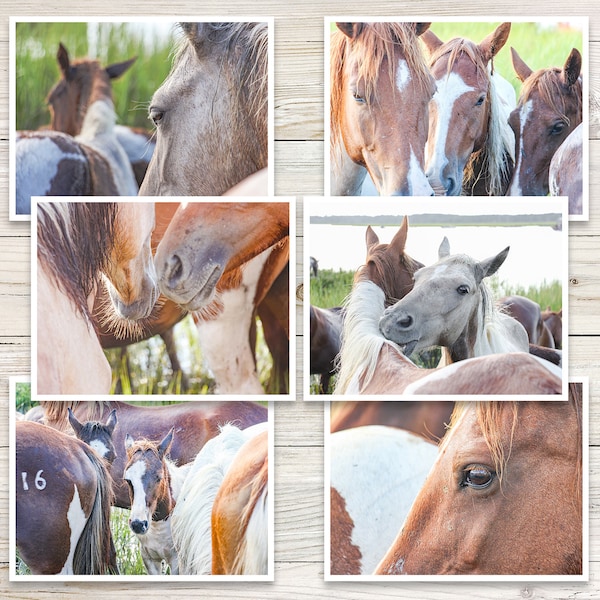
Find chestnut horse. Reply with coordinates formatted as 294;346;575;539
40;400;268;510
498;295;555;348
330;22;436;196
379;237;530;363
376;382;584;576
16;421;117;575
35;200;158;395
549;123;584;215
171;422;269;575
330;425;438;575
507;47;582;196
422;23;515;196
333;221;561;397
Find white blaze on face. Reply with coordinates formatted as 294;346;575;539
396;58;411;92
407;148;434;196
89;439;110;460
509;99;534;195
124;459;150;524
59;484;88;575
427;72;475;177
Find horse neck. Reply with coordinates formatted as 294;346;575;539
77;98;117;141
153;458;184;521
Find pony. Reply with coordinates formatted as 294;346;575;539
170;422;269;575
542;306;563;349
68;407;118;465
15;421;117;575
421;23;515;196
139;22;268;196
40;400;268;509
507;47;582;196
375;382;583;575
330;22;436;196
310;305;343;393
330;425;438;575
36;200;158;395
333;221;561;396
498;295;555;348
154;201;290;394
549;122;584;215
379;237;530;363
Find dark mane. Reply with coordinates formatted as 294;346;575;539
37;202;118;326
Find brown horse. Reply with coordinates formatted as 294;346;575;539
376;381;584;576
310;305;343;393
68;407;118;465
507;46;582;196
498;295;555;348
15;421;117;575
35;200;157;395
40;400;268;509
421;23;515;196
333;220;562;398
542;306;563;349
330;22;436;196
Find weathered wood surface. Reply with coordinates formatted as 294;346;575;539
1;1;600;597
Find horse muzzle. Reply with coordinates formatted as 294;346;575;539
130;518;149;535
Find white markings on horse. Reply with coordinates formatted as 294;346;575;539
407;148;433;196
89;440;110;461
509;99;534;195
124;459;149;526
20;470;47;491
396;58;411;92
60;484;87;575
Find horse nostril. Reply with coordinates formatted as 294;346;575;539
399;315;413;329
167;254;184;287
130;519;149;535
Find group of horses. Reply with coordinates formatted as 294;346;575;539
20;22;290;397
16;399;270;576
330;21;583;212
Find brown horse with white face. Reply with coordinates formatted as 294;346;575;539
422;23;515;196
507;47;582;196
330;22;436;196
376;382;584;575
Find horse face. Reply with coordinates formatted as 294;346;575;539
104;202;158;321
376;397;582;575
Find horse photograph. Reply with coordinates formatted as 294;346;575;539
305;197;568;400
10;377;273;580
325;18;588;218
326;378;588;579
10;17;274;219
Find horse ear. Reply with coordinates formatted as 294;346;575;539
57;43;71;79
105;409;117;434
365;225;379;251
510;47;533;82
438;237;450;259
336;23;363;39
414;23;432;37
477;246;510;283
68;407;83;436
480;22;511;62
125;433;134;450
420;29;443;56
158;427;175;459
561;48;582;88
389;217;409;255
105;57;137;80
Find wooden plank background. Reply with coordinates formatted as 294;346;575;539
1;1;599;597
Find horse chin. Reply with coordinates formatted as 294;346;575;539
400;339;418;358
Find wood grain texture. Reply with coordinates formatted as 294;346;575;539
1;1;599;597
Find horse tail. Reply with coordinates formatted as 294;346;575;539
72;445;117;574
230;454;269;575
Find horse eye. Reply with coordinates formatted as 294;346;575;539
475;94;486;106
550;121;566;135
352;90;366;104
457;285;469;295
461;465;495;489
149;107;165;126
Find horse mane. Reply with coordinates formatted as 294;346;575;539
429;37;514;195
330;22;432;149
37;202;118;327
520;67;583;126
444;385;582;495
41;401;113;430
174;22;268;166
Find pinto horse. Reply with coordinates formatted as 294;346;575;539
330;22;436;196
333;221;561;397
376;382;584;575
40;400;268;510
549;122;584;215
507;47;582;196
422;23;515;196
35;200;158;395
170;422;269;575
15;421;117;575
330;425;438;575
379;237;530;363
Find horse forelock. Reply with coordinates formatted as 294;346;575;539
331;23;432;147
37;202;118;326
